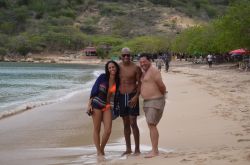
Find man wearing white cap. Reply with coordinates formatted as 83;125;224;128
119;47;142;155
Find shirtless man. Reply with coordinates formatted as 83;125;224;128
139;53;167;158
119;47;142;155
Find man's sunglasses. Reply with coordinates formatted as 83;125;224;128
122;54;131;57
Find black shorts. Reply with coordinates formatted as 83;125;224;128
119;92;140;117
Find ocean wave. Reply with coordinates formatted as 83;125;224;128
0;79;97;120
0;89;87;120
0;100;54;119
0;65;102;120
0;74;100;120
93;70;104;77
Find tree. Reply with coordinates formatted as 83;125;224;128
124;35;171;54
170;0;250;55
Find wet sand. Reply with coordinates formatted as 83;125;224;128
0;61;250;165
0;91;124;165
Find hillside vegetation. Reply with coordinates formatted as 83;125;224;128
171;0;250;55
0;0;248;59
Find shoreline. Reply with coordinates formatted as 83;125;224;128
1;53;108;65
0;59;106;65
0;89;88;120
0;61;249;165
0;62;103;121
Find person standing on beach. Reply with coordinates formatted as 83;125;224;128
139;53;167;158
119;47;142;155
87;60;120;156
155;56;164;71
207;53;213;68
163;53;170;72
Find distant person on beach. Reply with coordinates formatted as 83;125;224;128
207;53;213;68
163;53;170;72
155;57;164;71
119;47;142;155
139;53;167;158
87;60;120;156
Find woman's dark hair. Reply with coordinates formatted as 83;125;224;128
105;60;120;115
105;60;120;88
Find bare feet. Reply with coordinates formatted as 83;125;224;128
97;155;105;163
97;151;104;156
121;150;132;156
133;151;141;156
144;151;159;158
100;149;105;156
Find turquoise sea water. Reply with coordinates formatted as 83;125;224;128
0;62;103;118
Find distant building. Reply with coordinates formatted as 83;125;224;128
82;47;97;56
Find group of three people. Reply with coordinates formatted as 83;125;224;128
87;47;167;158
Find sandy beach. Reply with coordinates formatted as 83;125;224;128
0;61;249;165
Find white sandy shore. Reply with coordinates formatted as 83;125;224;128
0;61;249;165
115;62;250;165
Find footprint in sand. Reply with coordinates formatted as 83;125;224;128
231;133;244;136
237;139;250;142
164;152;185;158
180;158;192;162
229;158;238;163
246;154;250;161
194;158;208;165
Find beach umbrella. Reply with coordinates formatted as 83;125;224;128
229;48;249;55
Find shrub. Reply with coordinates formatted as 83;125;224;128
204;5;217;18
59;8;77;18
6;32;46;54
0;47;7;56
80;24;98;34
96;47;106;59
43;26;87;51
17;45;31;56
91;35;124;46
98;3;125;16
48;16;74;26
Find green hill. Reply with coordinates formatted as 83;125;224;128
0;0;240;57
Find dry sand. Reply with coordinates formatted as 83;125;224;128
0;61;249;165
115;62;250;165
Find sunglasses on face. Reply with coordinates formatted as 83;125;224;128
122;54;131;57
